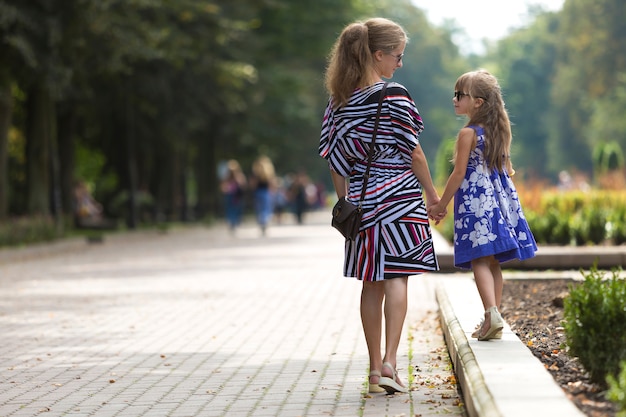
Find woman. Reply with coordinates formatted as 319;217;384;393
250;155;276;235
319;18;441;394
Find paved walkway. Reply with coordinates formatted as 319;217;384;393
0;211;464;417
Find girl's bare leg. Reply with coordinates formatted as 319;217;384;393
471;256;498;309
490;260;503;308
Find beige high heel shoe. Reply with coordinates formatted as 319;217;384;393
368;370;386;393
472;320;502;339
477;306;504;341
378;362;408;394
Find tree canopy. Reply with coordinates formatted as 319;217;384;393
0;0;624;226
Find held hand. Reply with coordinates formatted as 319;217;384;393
427;202;448;225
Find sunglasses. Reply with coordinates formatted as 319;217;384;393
454;91;487;101
454;91;470;100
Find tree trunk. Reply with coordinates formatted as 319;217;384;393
195;127;218;220
0;76;12;219
25;85;53;216
49;103;62;233
57;108;77;217
125;83;138;229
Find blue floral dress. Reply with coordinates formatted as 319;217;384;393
453;125;537;269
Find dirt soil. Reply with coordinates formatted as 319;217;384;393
501;279;617;417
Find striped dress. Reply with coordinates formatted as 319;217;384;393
319;81;439;281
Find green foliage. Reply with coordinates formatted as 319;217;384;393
434;138;456;187
608;362;626;415
385;0;466;162
74;143;118;200
608;204;626;245
563;265;626;387
589;75;626;161
570;205;610;246
492;9;559;178
2;0;626;228
548;0;626;176
593;141;625;174
0;216;59;247
528;207;571;245
525;191;626;245
608;361;626;416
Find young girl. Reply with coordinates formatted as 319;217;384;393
429;69;537;341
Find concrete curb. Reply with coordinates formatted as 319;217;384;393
436;246;626;272
436;276;586;417
436;283;502;417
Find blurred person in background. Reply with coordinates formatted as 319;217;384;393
250;155;277;235
220;159;247;233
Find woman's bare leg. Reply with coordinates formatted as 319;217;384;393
381;277;408;384
361;281;384;381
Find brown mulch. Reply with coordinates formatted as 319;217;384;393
501;279;617;417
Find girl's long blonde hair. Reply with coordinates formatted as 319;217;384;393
455;69;514;174
324;18;407;109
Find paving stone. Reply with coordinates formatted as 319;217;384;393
0;211;463;417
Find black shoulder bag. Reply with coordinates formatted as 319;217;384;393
331;82;388;240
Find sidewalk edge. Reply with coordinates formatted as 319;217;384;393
436;283;503;417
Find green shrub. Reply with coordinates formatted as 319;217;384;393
0;216;60;247
608;205;626;245
525;191;626;246
527;207;571;245
570;206;610;245
547;207;572;245
608;361;626;416
563;265;626;387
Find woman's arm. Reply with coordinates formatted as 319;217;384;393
330;169;348;199
411;144;440;208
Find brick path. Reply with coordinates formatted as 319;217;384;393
0;211;464;417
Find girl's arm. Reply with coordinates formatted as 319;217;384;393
430;127;475;215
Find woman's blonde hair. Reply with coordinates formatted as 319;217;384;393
324;18;407;108
252;155;275;183
455;69;513;174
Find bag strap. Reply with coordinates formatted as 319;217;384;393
358;82;388;207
